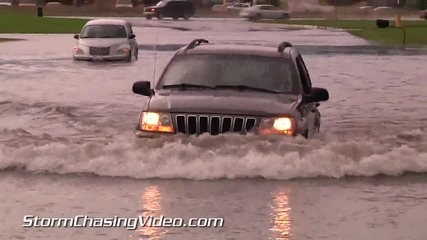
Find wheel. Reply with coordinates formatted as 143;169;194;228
254;13;261;21
157;13;163;20
281;13;289;19
183;13;190;20
145;15;152;20
127;51;132;62
172;16;178;20
134;48;138;61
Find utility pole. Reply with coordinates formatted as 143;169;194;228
334;0;338;20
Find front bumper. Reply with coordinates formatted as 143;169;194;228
73;53;128;61
135;130;296;138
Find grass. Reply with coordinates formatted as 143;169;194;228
0;12;89;34
260;19;427;46
0;5;241;18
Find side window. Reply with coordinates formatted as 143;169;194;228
296;56;311;94
128;23;133;34
299;56;312;89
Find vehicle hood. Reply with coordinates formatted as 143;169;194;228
145;5;159;10
147;90;300;116
78;38;129;48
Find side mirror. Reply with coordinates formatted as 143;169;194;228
128;33;136;39
303;87;329;103
74;34;79;39
132;81;153;96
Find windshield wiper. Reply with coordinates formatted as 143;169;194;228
213;85;281;93
162;83;215;90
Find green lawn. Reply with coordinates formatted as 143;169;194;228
261;19;427;46
0;13;89;33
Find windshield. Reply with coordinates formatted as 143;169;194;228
157;54;300;94
156;0;167;7
80;25;127;38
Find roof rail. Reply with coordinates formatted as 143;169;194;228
277;41;292;53
185;39;209;51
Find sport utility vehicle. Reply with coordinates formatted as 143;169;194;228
143;0;196;20
132;39;329;139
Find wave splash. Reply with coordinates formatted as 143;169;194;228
0;129;426;180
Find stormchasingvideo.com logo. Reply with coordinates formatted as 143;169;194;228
22;215;224;229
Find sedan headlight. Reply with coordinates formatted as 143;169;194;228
257;117;295;136
140;112;174;133
73;47;84;55
116;48;130;55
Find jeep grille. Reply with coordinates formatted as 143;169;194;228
173;114;259;135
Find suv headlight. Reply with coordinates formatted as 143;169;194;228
140;112;174;133
257;117;295;136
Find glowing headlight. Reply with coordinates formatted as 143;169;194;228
140;112;174;133
73;47;84;55
116;48;130;55
258;117;295;136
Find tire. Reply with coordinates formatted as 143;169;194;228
145;15;152;20
183;13;190;20
134;49;138;61
127;51;132;62
157;13;163;20
172;16;178;20
281;13;289;19
254;13;261;21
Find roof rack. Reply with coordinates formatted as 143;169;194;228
185;39;209;51
277;41;293;53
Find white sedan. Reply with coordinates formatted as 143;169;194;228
239;4;290;21
72;19;139;62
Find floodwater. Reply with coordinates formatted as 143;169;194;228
0;18;426;240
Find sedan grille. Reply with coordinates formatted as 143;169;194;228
89;47;110;56
173;114;259;135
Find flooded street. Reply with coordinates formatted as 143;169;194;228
0;18;426;240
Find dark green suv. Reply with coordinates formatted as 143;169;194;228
143;0;196;20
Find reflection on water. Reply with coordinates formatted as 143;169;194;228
270;190;292;240
136;185;167;240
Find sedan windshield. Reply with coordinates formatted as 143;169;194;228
157;54;300;94
80;25;127;38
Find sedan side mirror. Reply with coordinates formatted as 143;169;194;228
133;81;154;96
74;34;79;39
128;33;136;39
303;87;329;103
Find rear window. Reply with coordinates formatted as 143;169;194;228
157;54;300;94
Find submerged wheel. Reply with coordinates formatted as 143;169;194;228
157;13;163;20
145;15;152;20
127;51;132;62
